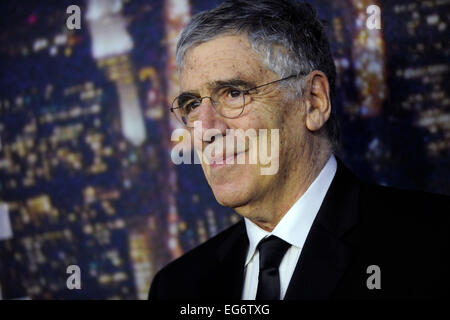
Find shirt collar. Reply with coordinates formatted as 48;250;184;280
244;154;337;266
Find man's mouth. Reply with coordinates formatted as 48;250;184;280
210;150;247;168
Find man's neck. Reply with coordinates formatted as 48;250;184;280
236;151;332;232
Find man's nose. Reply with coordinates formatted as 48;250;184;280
197;98;226;128
194;98;227;140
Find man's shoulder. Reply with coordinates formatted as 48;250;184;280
334;158;449;228
359;180;450;220
337;157;449;216
154;219;244;278
354;180;450;249
148;218;245;299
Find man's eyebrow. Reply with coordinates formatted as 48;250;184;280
177;91;199;98
208;79;257;89
178;79;258;97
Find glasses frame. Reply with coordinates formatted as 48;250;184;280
170;73;303;127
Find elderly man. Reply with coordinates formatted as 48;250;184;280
149;0;449;300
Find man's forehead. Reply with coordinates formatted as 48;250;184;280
183;38;259;70
179;34;269;91
186;34;254;60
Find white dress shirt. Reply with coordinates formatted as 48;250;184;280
241;154;337;300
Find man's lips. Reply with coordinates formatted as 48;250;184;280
210;150;247;168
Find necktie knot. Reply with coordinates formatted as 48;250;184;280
257;235;291;270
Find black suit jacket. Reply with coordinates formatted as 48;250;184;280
149;159;450;299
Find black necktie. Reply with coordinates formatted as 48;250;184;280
255;235;291;300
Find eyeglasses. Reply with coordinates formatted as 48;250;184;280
170;74;300;128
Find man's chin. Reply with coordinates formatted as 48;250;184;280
212;189;250;209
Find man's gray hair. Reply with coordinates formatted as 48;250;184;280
176;0;340;150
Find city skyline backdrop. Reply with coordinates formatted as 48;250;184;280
0;0;449;299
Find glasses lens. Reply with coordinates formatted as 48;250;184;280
212;86;245;118
172;95;201;127
171;87;246;127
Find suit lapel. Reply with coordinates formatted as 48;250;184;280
284;223;353;299
285;159;360;299
213;219;249;299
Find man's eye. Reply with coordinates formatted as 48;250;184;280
228;89;242;98
217;87;243;100
184;101;201;113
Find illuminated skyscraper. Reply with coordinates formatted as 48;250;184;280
350;0;387;118
87;0;146;147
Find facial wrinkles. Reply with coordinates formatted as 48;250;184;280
181;36;273;92
181;46;285;137
179;36;308;217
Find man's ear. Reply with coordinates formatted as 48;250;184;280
304;70;331;132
